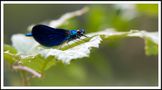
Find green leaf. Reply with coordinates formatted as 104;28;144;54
4;44;17;54
145;37;158;56
4;52;17;64
4;44;56;74
4;44;18;64
20;55;56;73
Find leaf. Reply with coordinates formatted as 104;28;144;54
4;51;17;64
20;55;56;73
4;44;17;54
4;44;19;64
145;37;158;56
4;7;90;76
125;30;158;56
9;28;158;65
39;35;102;64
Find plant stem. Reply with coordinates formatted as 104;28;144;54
20;71;30;86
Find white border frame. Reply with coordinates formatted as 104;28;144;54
1;1;161;89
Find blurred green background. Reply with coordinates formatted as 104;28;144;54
4;4;158;86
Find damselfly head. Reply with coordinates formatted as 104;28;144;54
77;29;85;35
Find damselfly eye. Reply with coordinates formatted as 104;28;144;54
78;29;85;34
77;30;81;34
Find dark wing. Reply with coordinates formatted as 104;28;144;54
32;24;69;47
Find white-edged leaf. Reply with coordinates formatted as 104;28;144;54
39;35;102;64
11;29;158;64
